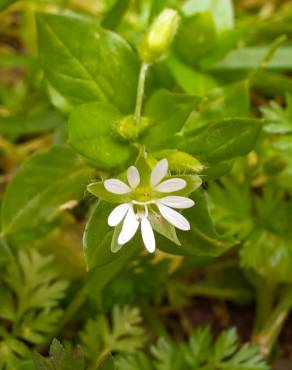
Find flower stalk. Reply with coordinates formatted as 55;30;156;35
134;62;149;125
252;287;292;356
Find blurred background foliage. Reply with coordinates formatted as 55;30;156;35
1;0;292;369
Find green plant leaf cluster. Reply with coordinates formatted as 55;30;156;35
80;305;145;363
1;0;292;368
115;327;269;370
0;250;68;369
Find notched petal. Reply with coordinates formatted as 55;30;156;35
108;203;130;226
104;179;131;194
155;178;186;192
151;158;168;187
127;166;140;189
157;203;190;231
158;196;194;209
118;206;139;244
141;217;156;253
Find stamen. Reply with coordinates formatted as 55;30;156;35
144;205;149;218
132;200;154;206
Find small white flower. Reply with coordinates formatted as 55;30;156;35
104;159;195;253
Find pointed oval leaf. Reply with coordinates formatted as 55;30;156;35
68;102;136;169
36;12;139;113
1;146;92;244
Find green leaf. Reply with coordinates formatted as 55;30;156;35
85;248;137;303
0;237;13;267
177;118;262;164
34;339;85;370
102;0;130;30
0;110;64;141
174;12;216;66
165;55;217;96
183;0;234;31
1;146;92;244
183;327;212;367
262;95;292;134
0;338;31;370
84;201;139;269
141;89;200;150
0;0;18;12
183;81;250;131
157;191;235;258
68;101;135;169
183;327;269;369
210;46;292;71
151;338;185;370
36;12;139;113
3;250;68;344
80;306;144;361
115;353;152;370
99;356;116;370
207;177;254;239
241;228;292;284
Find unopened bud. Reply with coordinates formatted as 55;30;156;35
155;149;204;173
115;115;150;141
140;8;180;63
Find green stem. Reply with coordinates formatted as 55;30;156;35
252;287;292;356
88;349;110;370
134;62;149;125
188;284;252;303
254;279;277;333
248;34;287;81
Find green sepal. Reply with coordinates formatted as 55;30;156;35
111;223;124;253
148;211;181;246
133;147;154;187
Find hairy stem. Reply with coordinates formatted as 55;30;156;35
134;62;149;125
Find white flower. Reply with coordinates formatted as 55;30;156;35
104;159;195;253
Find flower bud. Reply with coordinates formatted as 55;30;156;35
155;149;204;173
140;8;180;63
115;115;150;141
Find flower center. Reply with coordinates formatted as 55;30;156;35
133;186;152;203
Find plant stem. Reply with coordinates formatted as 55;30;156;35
134;62;149;125
188;283;252;303
252;286;292;356
248;34;287;81
254;279;277;333
89;349;109;370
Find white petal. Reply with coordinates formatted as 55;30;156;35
104;179;131;194
155;178;186;193
157;204;190;231
141;217;156;253
108;203;130;226
127;166;140;189
151;159;168;187
158;196;194;209
118;206;139;245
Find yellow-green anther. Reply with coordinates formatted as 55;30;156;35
140;8;180;63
